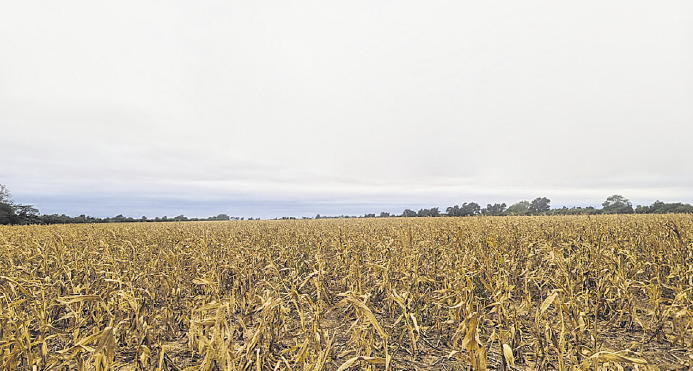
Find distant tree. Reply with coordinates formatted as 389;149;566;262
416;207;440;217
379;212;391;218
637;200;693;214
315;214;321;219
482;203;507;216
460;202;481;216
601;195;633;214
0;185;38;225
14;204;40;224
506;201;530;215
364;213;376;218
0;202;16;225
529;197;551;214
649;200;668;213
446;205;461;216
669;203;693;213
210;214;230;221
0;184;16;224
402;209;417;217
665;203;693;213
41;214;75;224
446;202;479;217
634;205;649;214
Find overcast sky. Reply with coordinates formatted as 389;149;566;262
2;1;692;218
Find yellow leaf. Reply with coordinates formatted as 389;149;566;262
589;351;648;365
540;292;558;315
502;344;515;368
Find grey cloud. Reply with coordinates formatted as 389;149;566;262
2;1;692;217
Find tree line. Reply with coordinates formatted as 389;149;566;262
1;184;692;225
344;195;693;219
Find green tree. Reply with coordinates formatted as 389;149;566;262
402;209;417;217
460;202;481;216
0;184;17;224
602;195;633;214
637;200;693;214
446;205;461;216
506;201;530;215
210;214;230;220
482;203;507;215
0;202;16;224
14;204;40;224
0;185;42;224
529;197;551;214
416;207;440;217
446;203;481;216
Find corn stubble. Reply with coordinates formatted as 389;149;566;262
1;215;692;370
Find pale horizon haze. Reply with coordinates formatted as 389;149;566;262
2;1;692;218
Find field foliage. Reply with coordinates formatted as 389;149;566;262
1;215;692;370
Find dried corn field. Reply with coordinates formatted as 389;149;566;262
1;215;692;370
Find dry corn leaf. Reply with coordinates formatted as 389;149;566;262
588;351;648;365
336;356;387;371
540;292;559;315
502;344;515;368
